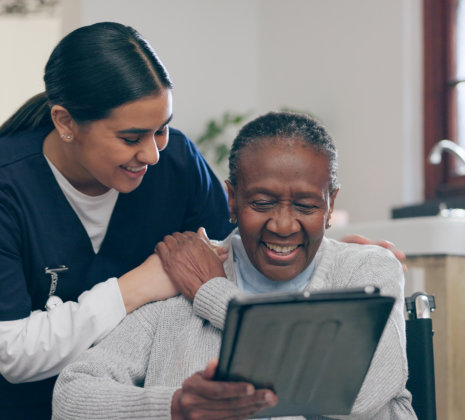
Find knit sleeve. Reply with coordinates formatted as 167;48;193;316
193;277;241;330
52;304;175;420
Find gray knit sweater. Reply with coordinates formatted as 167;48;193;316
52;233;417;419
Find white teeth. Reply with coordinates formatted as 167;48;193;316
265;243;299;254
122;165;146;172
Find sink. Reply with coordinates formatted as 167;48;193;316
392;197;465;218
326;216;465;257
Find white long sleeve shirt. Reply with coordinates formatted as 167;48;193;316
0;277;126;383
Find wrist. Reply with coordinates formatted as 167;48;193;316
118;254;177;314
117;270;147;314
171;389;183;420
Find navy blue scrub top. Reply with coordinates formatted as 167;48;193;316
0;126;234;419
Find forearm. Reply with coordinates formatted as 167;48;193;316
53;371;176;420
53;307;175;420
0;278;125;383
118;253;177;314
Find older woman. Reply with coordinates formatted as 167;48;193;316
52;112;416;419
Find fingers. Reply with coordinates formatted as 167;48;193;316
184;375;254;400
373;240;408;272
197;227;209;241
176;390;276;420
339;234;371;245
177;370;278;420
172;360;278;420
339;235;408;272
155;231;227;301
373;240;406;261
154;241;168;259
203;358;218;380
197;227;229;261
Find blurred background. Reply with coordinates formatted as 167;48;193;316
0;0;424;224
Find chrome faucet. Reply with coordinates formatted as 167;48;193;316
428;139;465;172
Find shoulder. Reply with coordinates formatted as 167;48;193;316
164;127;200;158
320;236;401;267
0;127;50;168
314;237;404;296
130;295;194;331
167;126;190;145
147;127;205;177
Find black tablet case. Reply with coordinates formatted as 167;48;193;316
214;287;395;418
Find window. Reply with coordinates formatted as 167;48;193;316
424;0;465;199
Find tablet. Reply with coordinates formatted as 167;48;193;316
214;286;395;418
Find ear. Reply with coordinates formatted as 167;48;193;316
225;180;237;223
326;189;339;229
50;105;76;142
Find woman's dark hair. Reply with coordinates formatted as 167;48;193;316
228;111;340;194
0;22;173;137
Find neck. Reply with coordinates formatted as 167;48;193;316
43;130;109;196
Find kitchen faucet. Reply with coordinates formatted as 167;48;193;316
428;139;465;174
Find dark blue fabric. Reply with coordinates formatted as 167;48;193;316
0;126;234;416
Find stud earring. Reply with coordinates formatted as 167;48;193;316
60;133;72;141
229;215;237;224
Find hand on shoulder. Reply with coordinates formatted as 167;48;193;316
339;234;407;272
155;228;227;301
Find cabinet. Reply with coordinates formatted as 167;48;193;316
405;256;465;420
327;216;465;420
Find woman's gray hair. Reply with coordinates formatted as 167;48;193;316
228;111;340;194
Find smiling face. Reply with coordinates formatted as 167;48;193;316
49;90;173;196
227;138;337;282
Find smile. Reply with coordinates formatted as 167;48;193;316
120;164;148;179
121;165;147;173
264;242;300;255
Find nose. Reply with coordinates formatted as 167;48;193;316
265;204;301;237
137;137;160;166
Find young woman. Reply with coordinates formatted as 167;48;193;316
0;22;233;419
52;112;416;419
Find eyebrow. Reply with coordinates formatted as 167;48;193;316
247;187;324;200
116;114;173;135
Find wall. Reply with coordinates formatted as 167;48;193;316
74;0;423;223
0;13;62;124
255;0;423;223
2;0;422;223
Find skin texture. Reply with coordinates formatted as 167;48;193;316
155;229;227;301
43;90;173;196
117;253;177;314
171;359;277;420
226;139;337;282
